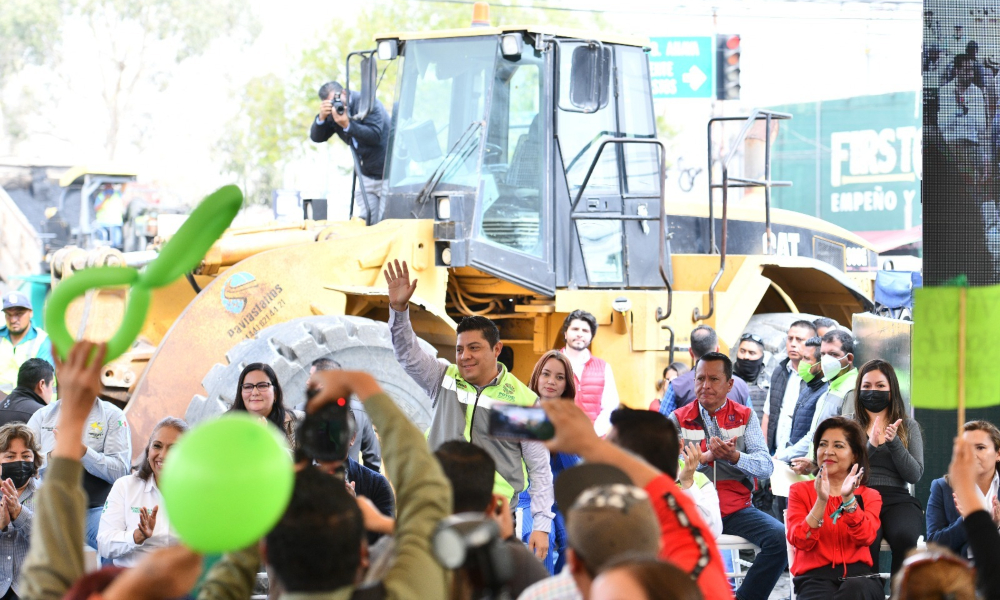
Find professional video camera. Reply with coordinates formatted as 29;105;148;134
432;513;515;600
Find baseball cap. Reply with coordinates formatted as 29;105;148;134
555;463;632;512
565;483;661;573
2;292;31;311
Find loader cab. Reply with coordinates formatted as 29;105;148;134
377;28;665;296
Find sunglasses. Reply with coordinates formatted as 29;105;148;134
740;333;764;345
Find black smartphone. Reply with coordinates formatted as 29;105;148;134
487;404;554;441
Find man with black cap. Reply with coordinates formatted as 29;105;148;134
0;292;54;395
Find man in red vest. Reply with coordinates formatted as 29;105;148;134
560;310;619;436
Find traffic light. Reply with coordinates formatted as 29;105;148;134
716;34;741;100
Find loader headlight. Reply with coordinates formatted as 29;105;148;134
377;39;399;61
501;33;524;58
437;196;451;221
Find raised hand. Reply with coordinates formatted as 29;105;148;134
383;259;418;313
678;442;701;489
814;465;831;503
306;370;381;414
868;415;885;447
884;419;903;443
52;341;107;460
134;506;157;544
840;463;864;498
949;436;981;518
540;399;600;457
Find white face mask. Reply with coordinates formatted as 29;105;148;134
821;354;846;382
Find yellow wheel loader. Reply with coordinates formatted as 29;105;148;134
51;23;879;459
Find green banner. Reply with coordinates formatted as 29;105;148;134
768;92;922;233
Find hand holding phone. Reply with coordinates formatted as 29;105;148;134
488;404;554;441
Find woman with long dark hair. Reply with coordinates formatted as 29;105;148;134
851;359;924;579
228;363;298;444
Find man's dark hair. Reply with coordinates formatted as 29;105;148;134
812;317;837;332
434;441;495;513
456;316;501;348
317;81;343;101
16;358;53;390
789;320;818;336
609;408;680;478
967;40;979;56
804;336;822;361
955;53;974;71
822;329;855;356
562;310;598;339
311;357;340;372
266;467;363;592
697;351;733;380
689;325;718;360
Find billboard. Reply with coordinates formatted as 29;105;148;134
768;92;922;236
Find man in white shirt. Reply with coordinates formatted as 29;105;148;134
560;310;619;436
761;319;817;457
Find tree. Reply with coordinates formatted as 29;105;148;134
217;0;604;205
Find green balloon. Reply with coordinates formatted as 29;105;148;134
43;185;243;362
141;185;243;286
160;414;294;553
44;266;143;362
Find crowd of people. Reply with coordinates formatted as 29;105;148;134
0;263;999;600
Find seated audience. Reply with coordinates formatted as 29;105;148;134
590;556;703;600
786;416;883;599
926;420;1000;557
607;407;722;538
518;350;581;574
851;359;924;578
97;417;188;567
228;363;300;445
0;423;42;599
540;397;734;599
436;441;548;598
0;360;52;427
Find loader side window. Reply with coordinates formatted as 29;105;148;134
618;46;660;196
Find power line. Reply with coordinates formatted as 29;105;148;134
410;0;921;21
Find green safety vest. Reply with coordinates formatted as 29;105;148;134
428;363;538;501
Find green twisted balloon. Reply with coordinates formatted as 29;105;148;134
45;185;243;362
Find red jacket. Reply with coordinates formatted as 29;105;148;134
645;475;734;600
786;481;882;577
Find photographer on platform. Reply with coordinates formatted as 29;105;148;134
310;81;390;223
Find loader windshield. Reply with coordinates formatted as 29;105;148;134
385;37;496;193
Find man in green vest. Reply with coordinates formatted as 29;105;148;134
384;259;555;559
0;292;54;395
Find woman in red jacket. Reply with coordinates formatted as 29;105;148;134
787;416;884;599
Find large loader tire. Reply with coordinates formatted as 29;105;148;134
185;315;437;431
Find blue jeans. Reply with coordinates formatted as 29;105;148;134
85;506;102;552
722;506;787;600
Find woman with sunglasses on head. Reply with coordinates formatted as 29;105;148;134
851;359;924;580
228;363;300;445
787;416;884;599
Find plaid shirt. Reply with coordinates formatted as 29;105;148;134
517;570;581;600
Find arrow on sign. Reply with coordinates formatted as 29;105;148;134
682;65;707;91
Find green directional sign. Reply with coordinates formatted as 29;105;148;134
648;36;715;99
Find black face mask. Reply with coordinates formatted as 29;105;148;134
859;390;892;413
734;357;764;382
1;461;35;489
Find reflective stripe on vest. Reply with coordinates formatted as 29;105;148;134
570;352;606;423
0;329;48;393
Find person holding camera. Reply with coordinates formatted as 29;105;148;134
310;81;390;223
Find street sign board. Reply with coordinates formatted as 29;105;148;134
648;36;715;99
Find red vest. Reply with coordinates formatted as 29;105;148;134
673;399;755;517
564;349;606;422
